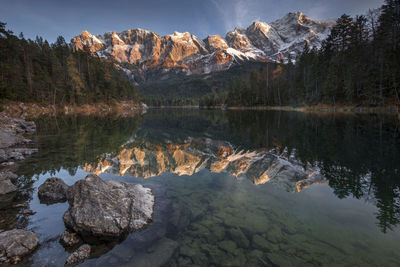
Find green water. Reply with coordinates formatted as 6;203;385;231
5;109;400;266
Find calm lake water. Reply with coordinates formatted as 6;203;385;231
5;109;400;266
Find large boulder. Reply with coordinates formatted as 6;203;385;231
38;177;69;204
0;229;40;264
63;174;154;239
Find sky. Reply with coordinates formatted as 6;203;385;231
0;0;384;43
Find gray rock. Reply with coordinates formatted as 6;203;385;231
0;171;18;182
63;174;154;239
38;177;69;204
65;244;91;266
60;230;82;247
0;171;18;195
0;148;38;163
0;229;40;264
0;130;23;149
0;178;17;195
21;209;36;216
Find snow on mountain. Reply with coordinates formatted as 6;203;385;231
71;12;334;82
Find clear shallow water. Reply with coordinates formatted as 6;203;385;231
4;110;400;266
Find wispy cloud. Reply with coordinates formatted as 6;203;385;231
210;0;255;32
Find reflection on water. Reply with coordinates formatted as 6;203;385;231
83;137;325;192
10;110;400;266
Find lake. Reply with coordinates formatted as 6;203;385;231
5;109;400;266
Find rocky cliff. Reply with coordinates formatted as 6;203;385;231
71;12;334;83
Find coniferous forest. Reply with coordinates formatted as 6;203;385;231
0;0;399;108
201;0;400;108
0;22;140;105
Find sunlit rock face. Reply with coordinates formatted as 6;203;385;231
71;31;104;53
83;138;325;192
204;35;229;52
71;12;333;81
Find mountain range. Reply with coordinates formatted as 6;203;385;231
71;12;334;84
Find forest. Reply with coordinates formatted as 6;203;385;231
0;22;140;105
1;0;399;108
201;0;400;108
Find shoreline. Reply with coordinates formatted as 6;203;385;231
1;102;399;117
0;101;147;118
201;105;400;114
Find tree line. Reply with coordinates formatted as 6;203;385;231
0;22;140;105
201;0;400;108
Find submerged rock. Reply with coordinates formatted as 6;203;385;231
128;238;178;267
60;230;82;247
63;174;154;239
65;244;91;266
0;229;39;264
38;177;69;204
229;228;249;248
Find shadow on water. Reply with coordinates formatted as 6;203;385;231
7;109;400;266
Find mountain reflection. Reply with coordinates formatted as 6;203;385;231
18;110;400;233
83;137;326;192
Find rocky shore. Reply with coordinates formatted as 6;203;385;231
0;112;37;195
0;101;147;119
0;113;40;264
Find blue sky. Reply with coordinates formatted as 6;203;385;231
1;0;384;43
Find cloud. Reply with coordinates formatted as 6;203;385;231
210;0;256;32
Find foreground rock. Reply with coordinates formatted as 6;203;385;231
65;244;91;266
0;229;39;264
38;177;69;204
63;174;154;239
127;238;178;267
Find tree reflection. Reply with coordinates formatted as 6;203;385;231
17;110;400;233
225;110;400;233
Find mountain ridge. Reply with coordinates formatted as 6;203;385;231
71;11;334;83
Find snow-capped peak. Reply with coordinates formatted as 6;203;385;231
71;11;334;81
